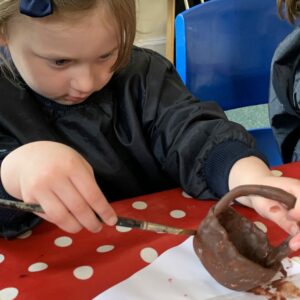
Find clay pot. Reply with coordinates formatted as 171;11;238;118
193;185;296;291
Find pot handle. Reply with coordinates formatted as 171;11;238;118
213;184;297;267
213;185;296;216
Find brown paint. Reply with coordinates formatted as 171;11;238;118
251;277;300;299
193;185;296;291
269;205;281;213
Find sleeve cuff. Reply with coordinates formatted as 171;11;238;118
204;141;269;197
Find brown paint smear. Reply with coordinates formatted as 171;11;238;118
269;205;281;213
250;278;300;299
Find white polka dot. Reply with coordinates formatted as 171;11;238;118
182;191;193;198
116;226;132;232
271;169;283;177
170;210;186;219
254;221;268;233
132;201;148;210
0;254;4;263
96;245;115;253
54;236;73;247
73;266;94;280
140;247;158;263
0;288;18;300
291;256;300;264
17;230;32;239
28;262;48;272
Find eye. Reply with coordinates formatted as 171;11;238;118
52;59;71;67
99;52;113;60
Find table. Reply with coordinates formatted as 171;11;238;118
1;162;300;300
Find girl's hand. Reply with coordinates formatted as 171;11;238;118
229;156;300;251
0;141;117;234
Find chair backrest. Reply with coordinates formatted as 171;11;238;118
175;0;294;111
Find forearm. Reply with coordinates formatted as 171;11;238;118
228;156;271;189
228;156;272;206
0;166;42;240
1;148;23;199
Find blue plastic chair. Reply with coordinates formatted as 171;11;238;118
175;0;294;166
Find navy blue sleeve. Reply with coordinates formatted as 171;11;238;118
137;50;267;200
204;141;268;198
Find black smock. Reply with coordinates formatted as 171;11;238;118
0;47;263;238
269;27;300;162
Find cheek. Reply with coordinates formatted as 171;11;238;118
97;71;114;91
25;69;69;98
28;70;64;87
100;59;117;82
102;70;114;83
11;55;65;90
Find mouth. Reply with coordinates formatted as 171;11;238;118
64;95;88;102
54;95;89;105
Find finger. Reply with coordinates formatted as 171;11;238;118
32;191;83;234
70;168;117;226
252;198;300;235
51;178;103;233
290;233;300;251
288;198;300;220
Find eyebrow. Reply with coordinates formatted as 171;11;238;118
34;46;119;60
98;46;118;57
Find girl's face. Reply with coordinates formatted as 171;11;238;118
4;8;119;105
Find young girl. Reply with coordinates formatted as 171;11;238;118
1;0;300;251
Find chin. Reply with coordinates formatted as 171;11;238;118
56;97;87;105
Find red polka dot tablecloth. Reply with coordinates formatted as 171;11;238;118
1;162;300;300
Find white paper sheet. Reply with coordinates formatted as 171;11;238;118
95;237;300;300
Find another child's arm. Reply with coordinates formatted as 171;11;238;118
228;155;300;251
268;27;300;163
0;141;117;233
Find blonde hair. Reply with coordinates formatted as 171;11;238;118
0;0;136;83
277;0;300;23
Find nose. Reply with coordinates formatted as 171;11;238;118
70;65;98;95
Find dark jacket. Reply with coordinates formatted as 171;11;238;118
0;47;262;238
269;27;300;162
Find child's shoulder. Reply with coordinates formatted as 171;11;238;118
130;46;173;69
116;46;174;82
272;27;300;64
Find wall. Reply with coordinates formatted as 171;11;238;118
134;0;167;57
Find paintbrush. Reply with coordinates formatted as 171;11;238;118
0;198;196;236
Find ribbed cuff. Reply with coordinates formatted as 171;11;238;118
204;141;268;197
